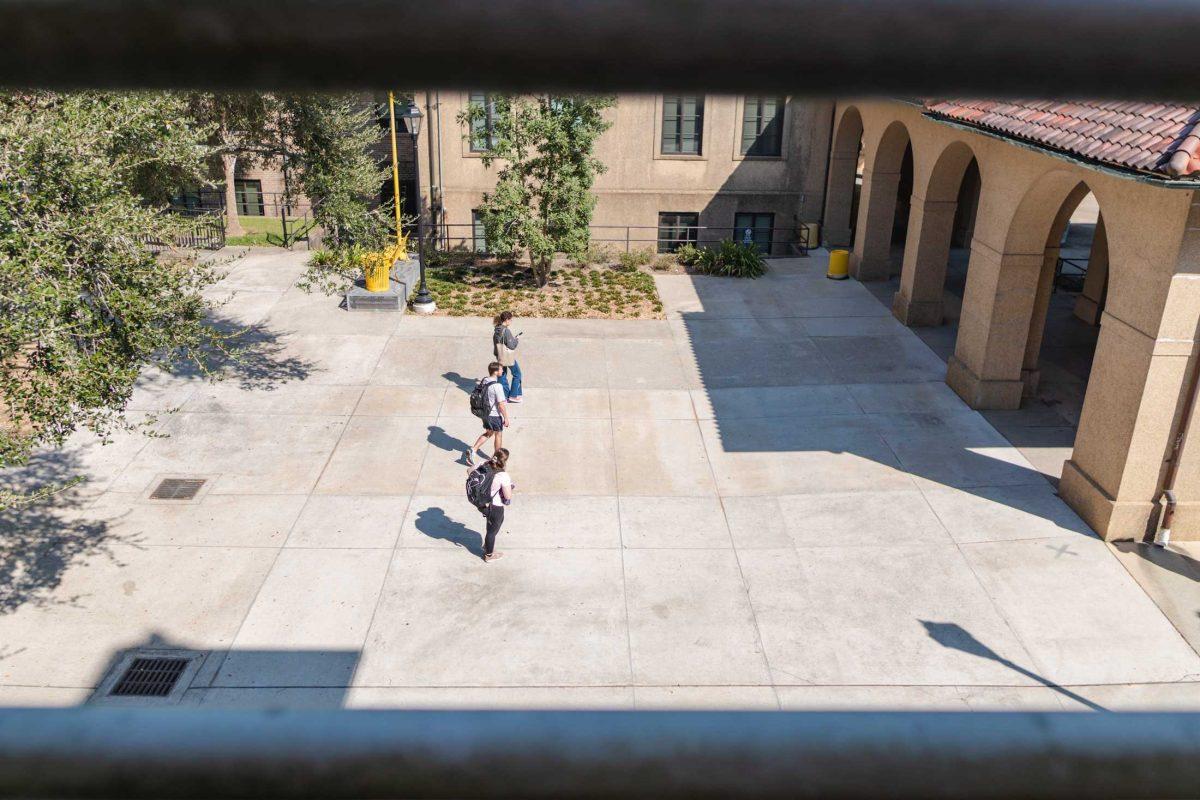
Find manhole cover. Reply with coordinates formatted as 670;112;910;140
110;657;190;697
150;478;207;501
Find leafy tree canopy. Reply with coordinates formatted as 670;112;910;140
459;95;615;286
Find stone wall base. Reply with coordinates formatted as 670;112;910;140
1059;459;1161;541
946;356;1023;410
892;291;944;327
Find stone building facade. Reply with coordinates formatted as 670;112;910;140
825;98;1200;541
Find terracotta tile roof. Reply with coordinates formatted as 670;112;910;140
924;100;1200;181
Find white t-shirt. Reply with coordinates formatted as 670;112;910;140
490;470;512;504
485;379;506;416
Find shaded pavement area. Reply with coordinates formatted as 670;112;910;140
0;247;1197;711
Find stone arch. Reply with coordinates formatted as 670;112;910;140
823;106;863;248
850;119;913;281
893;139;982;326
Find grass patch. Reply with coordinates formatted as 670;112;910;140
225;215;312;247
427;255;665;319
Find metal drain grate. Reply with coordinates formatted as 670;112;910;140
109;657;190;697
149;478;206;500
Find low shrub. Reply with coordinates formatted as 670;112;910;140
692;239;767;279
616;248;654;272
674;243;702;266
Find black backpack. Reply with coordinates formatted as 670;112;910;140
469;378;491;419
465;464;495;513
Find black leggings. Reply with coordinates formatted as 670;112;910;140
484;504;505;556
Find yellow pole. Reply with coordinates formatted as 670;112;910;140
387;91;403;249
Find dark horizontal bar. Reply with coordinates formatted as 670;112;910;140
1;1;1199;97
1;708;1200;799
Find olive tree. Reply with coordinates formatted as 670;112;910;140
459;95;614;286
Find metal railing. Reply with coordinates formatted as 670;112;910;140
435;223;813;258
175;191;320;249
138;208;226;251
1055;256;1089;292
1;708;1199;799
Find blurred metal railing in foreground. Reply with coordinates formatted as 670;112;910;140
1;708;1199;799
1;0;1199;97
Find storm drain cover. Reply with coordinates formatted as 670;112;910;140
110;657;190;697
149;478;206;500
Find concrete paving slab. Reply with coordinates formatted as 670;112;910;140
353;386;448;417
0;686;93;706
605;339;690;389
205;288;282;330
1054;682;1200;711
439;387;610;420
961;537;1200;685
1108;542;1200;657
613;419;717;496
883;435;1047;491
813;335;948;384
609;389;696;420
215;252;307;292
113;412;347;495
922;484;1093;544
634;686;779;709
722;496;793;549
417;417;616;496
739;546;1038;686
513;339;609;388
801;316;907;337
286;495;408;549
125;368;204;411
691;385;858;421
355;549;629;687
347;686;635;709
618;496;731;548
213;548;390;687
775;685;1066;711
264;287;401;337
400;495;621;551
183;687;349;709
0;543;277;687
370;337;484;387
676;337;836;389
183;382;363;416
624;549;771;686
848;381;978;416
81;493;306;548
776;490;952;547
272;334;389;386
315;416;432;496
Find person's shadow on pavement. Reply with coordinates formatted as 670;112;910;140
414;507;483;558
442;371;476;394
428;425;472;464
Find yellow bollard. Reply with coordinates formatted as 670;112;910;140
827;249;850;280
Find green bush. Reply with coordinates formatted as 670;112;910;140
674;243;702;266
693;240;767;279
616;248;654;272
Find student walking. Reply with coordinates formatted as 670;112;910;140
465;448;513;562
493;311;523;403
465;362;509;467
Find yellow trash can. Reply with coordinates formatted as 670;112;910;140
827;249;850;280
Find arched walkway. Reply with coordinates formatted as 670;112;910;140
850;120;912;281
893;140;980;327
823;107;862;248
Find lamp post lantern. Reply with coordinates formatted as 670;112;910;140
399;99;435;313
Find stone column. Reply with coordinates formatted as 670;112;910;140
849;168;901;281
892;195;958;326
1019;247;1061;396
1073;216;1109;326
824;147;860;248
945;239;1043;409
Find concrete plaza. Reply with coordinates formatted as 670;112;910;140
1;248;1198;711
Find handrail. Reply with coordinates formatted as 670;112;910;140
1;708;1199;799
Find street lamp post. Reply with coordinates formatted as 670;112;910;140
399;99;435;314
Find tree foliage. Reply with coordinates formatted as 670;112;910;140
459;95;614;286
0;91;227;473
184;93;276;236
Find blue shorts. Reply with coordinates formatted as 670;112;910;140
483;415;504;432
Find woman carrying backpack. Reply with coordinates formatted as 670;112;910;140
470;448;513;562
493;311;523;403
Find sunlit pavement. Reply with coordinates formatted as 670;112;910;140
1;247;1197;711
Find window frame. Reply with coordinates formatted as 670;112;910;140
733;211;775;254
467;91;497;153
234;178;265;217
739;95;786;157
657;212;700;253
471;209;491;254
657;94;705;157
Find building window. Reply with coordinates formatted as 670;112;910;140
469;91;497;152
234;179;265;217
734;212;774;254
657;212;699;253
661;95;704;155
741;96;785;157
472;209;490;253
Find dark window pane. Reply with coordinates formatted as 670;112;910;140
734;212;774;254
657;212;699;253
741;96;785;156
234;179;264;217
469;91;496;151
472;209;489;253
661;95;703;155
